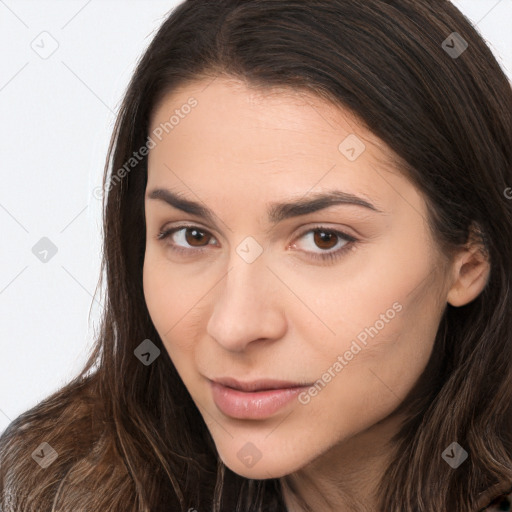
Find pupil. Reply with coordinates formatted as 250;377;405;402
315;230;336;249
187;228;206;246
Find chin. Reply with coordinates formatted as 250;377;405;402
225;459;291;480
218;445;303;480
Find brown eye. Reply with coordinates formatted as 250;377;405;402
184;227;211;247
156;225;218;254
313;229;339;250
157;224;357;264
291;225;358;263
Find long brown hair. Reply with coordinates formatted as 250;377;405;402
1;1;512;510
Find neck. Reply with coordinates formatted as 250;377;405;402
280;412;405;512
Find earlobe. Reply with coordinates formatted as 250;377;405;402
446;245;491;307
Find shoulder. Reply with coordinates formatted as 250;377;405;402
0;374;133;511
0;373;103;452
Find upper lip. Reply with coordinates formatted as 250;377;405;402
210;377;309;392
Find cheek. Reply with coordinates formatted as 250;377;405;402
142;253;205;367
325;282;442;424
298;299;438;450
326;233;442;363
143;256;170;330
297;256;443;417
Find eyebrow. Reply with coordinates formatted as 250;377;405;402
146;187;384;224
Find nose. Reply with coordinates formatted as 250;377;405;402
206;253;287;353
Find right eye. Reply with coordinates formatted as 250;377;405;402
156;225;219;255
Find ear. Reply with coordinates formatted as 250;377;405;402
446;224;491;307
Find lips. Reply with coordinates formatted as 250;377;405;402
208;377;311;419
212;376;308;392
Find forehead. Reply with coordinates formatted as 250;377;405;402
146;76;417;217
149;76;393;157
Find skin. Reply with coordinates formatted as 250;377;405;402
142;76;490;511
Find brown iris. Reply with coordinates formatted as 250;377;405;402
184;228;210;247
313;229;338;250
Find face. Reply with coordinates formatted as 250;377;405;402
143;76;453;479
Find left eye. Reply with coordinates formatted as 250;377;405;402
290;226;358;262
294;227;352;252
156;225;358;262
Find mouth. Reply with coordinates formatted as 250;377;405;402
212;376;309;392
208;377;312;419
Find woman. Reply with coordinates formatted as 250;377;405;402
1;1;511;510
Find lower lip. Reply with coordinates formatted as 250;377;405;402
209;381;309;419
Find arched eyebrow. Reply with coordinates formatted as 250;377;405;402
146;187;384;225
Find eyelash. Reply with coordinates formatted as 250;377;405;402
155;224;358;263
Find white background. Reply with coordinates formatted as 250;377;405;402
1;0;511;435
